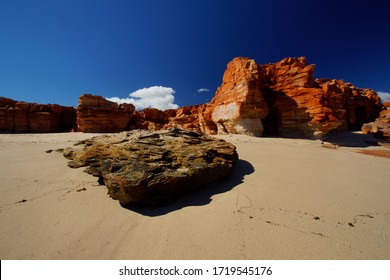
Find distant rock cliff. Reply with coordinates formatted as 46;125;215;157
0;56;383;138
76;94;135;133
0;97;75;133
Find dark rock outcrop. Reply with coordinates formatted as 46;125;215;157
62;128;238;206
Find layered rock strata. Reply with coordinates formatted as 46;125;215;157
259;57;382;138
76;94;135;133
209;57;268;136
63;128;238;205
75;57;382;138
1;56;383;138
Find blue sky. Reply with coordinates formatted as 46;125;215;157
1;0;389;108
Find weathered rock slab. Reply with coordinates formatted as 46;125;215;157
63;128;238;206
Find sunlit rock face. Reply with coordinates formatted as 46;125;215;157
76;94;136;133
210;57;269;137
63;128;238;206
207;56;381;139
259;57;382;138
0;56;383;139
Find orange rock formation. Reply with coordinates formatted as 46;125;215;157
1;56;383;138
259;57;381;138
209;57;268;136
362;102;390;140
0;97;75;133
76;94;135;133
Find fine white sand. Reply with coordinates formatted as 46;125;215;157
0;132;389;260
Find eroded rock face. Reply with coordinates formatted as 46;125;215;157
210;57;268;136
362;102;390;140
1;56;383;139
165;104;218;134
63;128;238;205
260;57;326;138
130;108;171;131
0;97;75;133
260;57;382;138
166;105;203;131
262;56;316;90
205;56;381;139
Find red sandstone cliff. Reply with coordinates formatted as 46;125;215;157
0;56;384;138
259;57;382;138
193;56;381;138
209;57;268;136
76;94;135;133
0;97;75;133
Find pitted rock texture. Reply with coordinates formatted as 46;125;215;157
63;128;238;206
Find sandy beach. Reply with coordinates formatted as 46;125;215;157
0;132;389;260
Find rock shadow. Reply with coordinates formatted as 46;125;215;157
324;131;388;148
262;89;313;138
121;159;254;217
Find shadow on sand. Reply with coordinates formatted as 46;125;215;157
121;159;254;217
325;131;387;148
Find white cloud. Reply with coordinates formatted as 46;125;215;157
377;91;390;103
197;88;210;93
107;86;179;111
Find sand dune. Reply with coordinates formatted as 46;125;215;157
0;132;389;259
